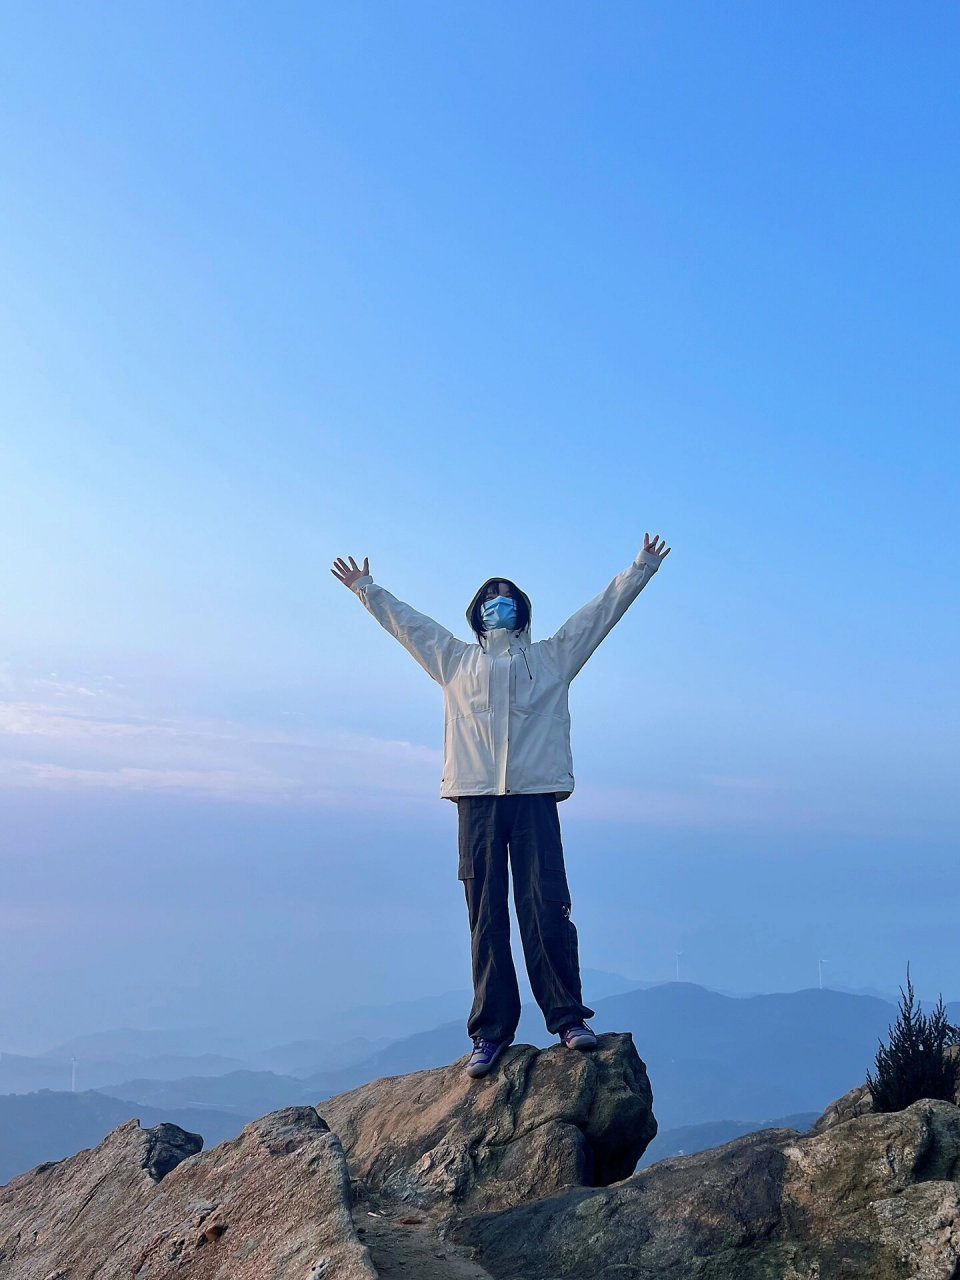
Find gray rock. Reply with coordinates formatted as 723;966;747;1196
318;1032;656;1216
0;1106;376;1279
455;1099;960;1278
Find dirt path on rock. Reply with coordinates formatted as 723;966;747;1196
352;1193;493;1280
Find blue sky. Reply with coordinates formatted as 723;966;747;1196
1;3;957;1051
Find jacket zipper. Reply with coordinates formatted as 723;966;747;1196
519;643;532;679
506;641;532;794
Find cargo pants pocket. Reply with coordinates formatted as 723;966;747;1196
541;868;572;905
456;798;476;880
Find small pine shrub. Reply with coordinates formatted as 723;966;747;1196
867;965;960;1112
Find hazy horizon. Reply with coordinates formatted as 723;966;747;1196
6;970;958;1062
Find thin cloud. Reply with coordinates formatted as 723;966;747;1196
0;760;294;799
0;702;187;740
0;684;441;807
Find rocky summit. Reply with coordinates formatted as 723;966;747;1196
1;1031;959;1278
320;1030;656;1216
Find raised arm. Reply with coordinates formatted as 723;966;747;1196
538;534;671;683
331;555;467;686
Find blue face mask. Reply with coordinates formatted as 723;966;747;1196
481;595;518;631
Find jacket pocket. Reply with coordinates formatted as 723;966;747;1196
450;661;489;716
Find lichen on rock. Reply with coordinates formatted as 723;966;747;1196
317;1031;657;1216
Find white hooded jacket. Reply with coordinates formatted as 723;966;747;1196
350;548;662;803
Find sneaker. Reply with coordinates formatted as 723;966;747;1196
465;1037;511;1078
560;1021;598;1050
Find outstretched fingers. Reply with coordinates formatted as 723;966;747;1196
331;554;371;587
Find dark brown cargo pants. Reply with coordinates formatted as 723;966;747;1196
456;793;595;1043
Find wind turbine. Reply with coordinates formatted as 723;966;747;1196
818;958;829;990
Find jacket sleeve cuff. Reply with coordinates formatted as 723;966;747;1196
351;574;374;593
634;549;662;571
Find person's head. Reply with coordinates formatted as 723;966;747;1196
467;578;531;643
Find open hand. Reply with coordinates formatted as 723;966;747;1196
643;532;671;561
331;555;370;588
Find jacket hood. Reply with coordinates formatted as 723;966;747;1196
467;577;533;644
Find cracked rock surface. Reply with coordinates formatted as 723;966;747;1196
453;1099;960;1279
0;1106;376;1279
317;1032;657;1217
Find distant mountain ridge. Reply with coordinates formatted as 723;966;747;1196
0;1089;255;1187
0;967;645;1095
0;1035;390;1096
77;986;941;1129
99;1069;314;1116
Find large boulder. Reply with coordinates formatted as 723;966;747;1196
781;1100;960;1277
454;1099;960;1278
318;1032;656;1216
0;1107;376;1279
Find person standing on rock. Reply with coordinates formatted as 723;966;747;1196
331;536;671;1079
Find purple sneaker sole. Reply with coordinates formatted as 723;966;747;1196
465;1039;511;1078
561;1024;598;1050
